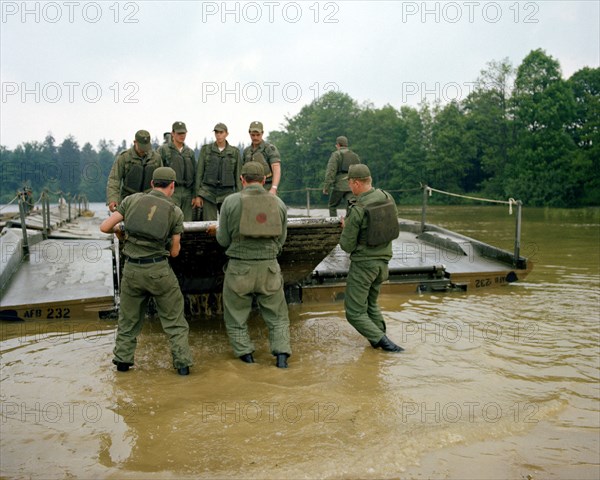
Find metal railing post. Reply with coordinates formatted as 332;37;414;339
18;193;30;258
421;185;429;233
41;191;49;237
46;192;51;234
513;200;522;265
306;188;311;217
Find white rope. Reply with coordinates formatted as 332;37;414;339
425;186;519;214
0;195;19;211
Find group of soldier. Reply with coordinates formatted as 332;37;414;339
106;120;280;222
100;121;404;376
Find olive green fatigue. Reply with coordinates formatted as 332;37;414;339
339;188;395;344
114;190;193;370
242;141;280;187
216;184;291;358
323;147;360;217
157;143;197;221
195;141;242;220
106;146;163;205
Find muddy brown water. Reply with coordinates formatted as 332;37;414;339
1;206;598;479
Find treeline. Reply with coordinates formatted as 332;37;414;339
272;49;599;207
1;49;598;207
0;136;118;205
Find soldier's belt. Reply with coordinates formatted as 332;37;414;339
126;256;167;264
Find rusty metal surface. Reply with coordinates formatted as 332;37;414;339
172;217;342;294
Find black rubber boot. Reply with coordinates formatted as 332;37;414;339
375;335;404;352
275;353;289;368
177;366;190;376
116;362;130;372
239;353;255;363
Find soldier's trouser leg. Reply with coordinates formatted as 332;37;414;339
151;265;193;369
344;260;389;344
254;260;291;356
328;190;353;217
113;264;148;365
223;260;257;357
173;186;193;221
116;262;192;369
201;198;219;221
328;190;343;217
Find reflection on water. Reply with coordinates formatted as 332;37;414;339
1;207;599;479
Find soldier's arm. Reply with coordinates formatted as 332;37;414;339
266;144;281;195
323;152;339;194
169;207;184;256
235;148;242;191
216;198;232;248
195;146;207;207
170;234;181;257
156;145;166;164
270;163;281;195
339;208;362;254
100;210;124;234
155;148;165;167
106;154;124;210
278;200;288;247
189;149;200;207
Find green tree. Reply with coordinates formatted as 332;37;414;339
0;146;19;203
270;91;361;205
568;67;600;205
78;143;103;202
464;58;515;197
56;136;81;198
12;140;47;201
426;101;476;195
37;134;60;195
352;104;407;190
389;105;430;201
507;49;577;206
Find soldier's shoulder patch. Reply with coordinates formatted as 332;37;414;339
265;143;280;156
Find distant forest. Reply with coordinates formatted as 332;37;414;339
1;49;598;208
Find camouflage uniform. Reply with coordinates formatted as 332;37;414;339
242;141;281;187
157;143;197;221
106;146;163;205
323;147;360;217
216;183;291;358
196;141;242;220
339;187;396;344
114;190;193;370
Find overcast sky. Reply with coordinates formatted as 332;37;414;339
1;0;598;151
